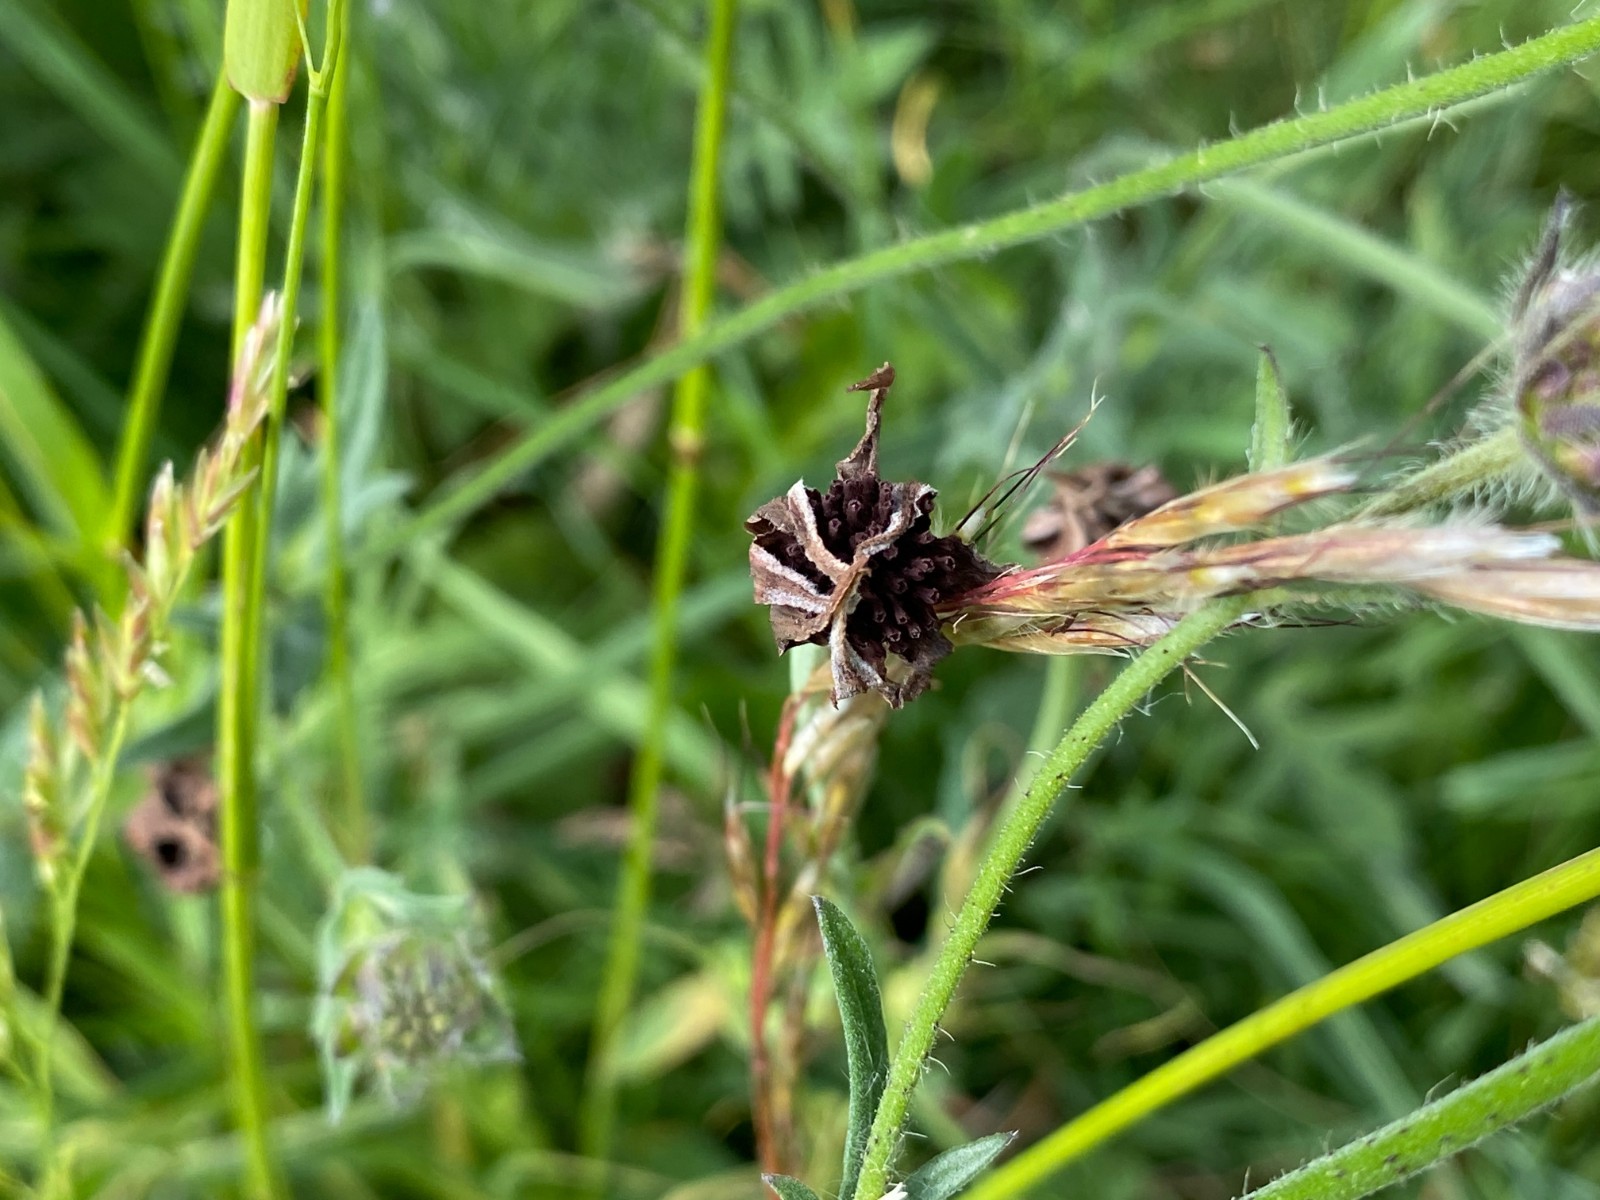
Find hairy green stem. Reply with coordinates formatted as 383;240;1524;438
579;0;739;1162
1239;1014;1600;1200
385;17;1600;551
852;597;1254;1200
107;75;241;550
1359;427;1526;518
317;6;365;858
218;97;282;1200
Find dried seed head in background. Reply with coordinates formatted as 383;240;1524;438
123;757;220;894
1020;462;1178;560
312;868;519;1122
1512;193;1600;512
746;365;998;707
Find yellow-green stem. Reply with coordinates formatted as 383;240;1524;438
579;0;739;1162
107;75;241;551
317;6;366;859
218;96;282;1200
965;843;1600;1200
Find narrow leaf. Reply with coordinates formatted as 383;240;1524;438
764;1175;823;1200
1249;345;1291;472
814;895;889;1200
0;308;109;541
903;1133;1016;1200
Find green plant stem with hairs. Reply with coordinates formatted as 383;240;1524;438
317;5;365;858
1359;427;1527;518
851;595;1257;1200
579;0;739;1163
218;96;283;1200
1237;1013;1600;1200
106;74;241;551
385;15;1600;549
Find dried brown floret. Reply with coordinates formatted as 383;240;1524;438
746;364;998;707
123;757;220;894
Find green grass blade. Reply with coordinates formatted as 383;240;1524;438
0;307;110;544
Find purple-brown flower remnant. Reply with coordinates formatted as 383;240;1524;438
746;365;999;707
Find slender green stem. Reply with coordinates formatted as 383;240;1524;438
36;705;131;1173
1238;1014;1600;1200
965;843;1600;1200
579;0;739;1162
1359;427;1526;518
106;75;241;550
852;597;1255;1200
218;97;282;1200
317;5;365;859
384;16;1600;550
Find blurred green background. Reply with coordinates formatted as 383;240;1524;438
6;0;1600;1195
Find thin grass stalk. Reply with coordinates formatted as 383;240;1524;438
851;597;1255;1200
1238;1013;1600;1200
579;0;739;1162
750;695;803;1175
965;843;1600;1200
106;74;241;550
317;5;365;858
246;9;341;675
35;704;131;1174
218;97;281;1200
388;16;1600;549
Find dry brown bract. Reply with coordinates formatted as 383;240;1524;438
746;364;998;707
1021;462;1178;560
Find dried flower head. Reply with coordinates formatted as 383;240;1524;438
747;365;999;707
1021;462;1178;560
1512;194;1600;511
122;758;220;894
313;868;519;1121
1526;906;1600;1020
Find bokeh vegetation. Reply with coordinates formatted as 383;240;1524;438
6;0;1600;1196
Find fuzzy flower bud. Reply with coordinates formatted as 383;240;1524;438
312;869;519;1121
1512;195;1600;511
